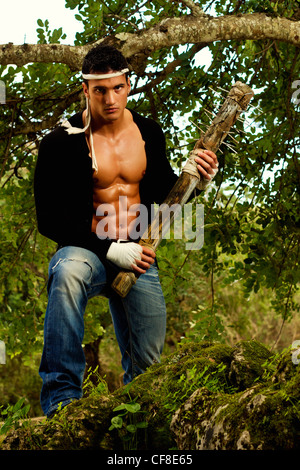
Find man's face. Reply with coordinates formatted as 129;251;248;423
82;72;131;124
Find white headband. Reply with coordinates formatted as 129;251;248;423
82;68;129;80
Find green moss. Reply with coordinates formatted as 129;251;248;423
2;340;300;450
171;342;300;450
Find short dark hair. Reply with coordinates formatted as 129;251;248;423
82;44;129;85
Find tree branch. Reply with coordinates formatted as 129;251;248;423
12;88;83;135
120;13;300;59
0;42;88;70
131;43;206;95
0;14;299;72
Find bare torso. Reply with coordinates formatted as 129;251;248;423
86;110;146;240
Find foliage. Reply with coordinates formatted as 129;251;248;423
163;362;235;419
0;0;299;371
109;385;148;450
36;19;67;44
0;397;30;436
82;365;109;397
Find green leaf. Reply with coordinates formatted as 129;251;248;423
126;424;137;433
12;398;25;412
113;403;127;412
124;403;141;413
110;416;123;429
65;0;80;9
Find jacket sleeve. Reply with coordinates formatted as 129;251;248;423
34;129;112;261
139;116;200;206
152;121;179;203
138;118;177;206
151;120;202;203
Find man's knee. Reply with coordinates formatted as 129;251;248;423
49;256;92;292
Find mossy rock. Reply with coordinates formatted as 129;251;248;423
171;344;300;450
228;340;272;390
1;340;299;450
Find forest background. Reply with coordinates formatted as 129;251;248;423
0;0;299;418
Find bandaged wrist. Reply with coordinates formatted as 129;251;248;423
106;241;142;270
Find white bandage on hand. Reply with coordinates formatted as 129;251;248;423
106;241;143;270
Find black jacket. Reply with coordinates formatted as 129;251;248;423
34;109;178;263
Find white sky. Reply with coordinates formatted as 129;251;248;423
0;0;211;67
0;0;81;45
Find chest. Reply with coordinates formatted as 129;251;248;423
91;126;147;189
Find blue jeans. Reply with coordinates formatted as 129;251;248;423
39;246;166;417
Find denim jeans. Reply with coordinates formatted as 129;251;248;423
39;246;166;417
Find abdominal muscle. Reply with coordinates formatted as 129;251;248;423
91;183;142;240
87;111;147;241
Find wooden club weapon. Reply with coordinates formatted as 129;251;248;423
111;81;254;298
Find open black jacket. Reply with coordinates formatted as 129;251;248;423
34;109;178;264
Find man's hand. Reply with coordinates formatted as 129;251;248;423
106;241;155;274
133;245;155;275
194;149;219;181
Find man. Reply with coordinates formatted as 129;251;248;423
34;44;218;418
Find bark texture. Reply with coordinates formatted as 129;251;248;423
1;14;299;72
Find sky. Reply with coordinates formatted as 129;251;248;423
0;0;211;67
0;0;82;45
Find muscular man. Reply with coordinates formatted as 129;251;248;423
34;44;218;418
